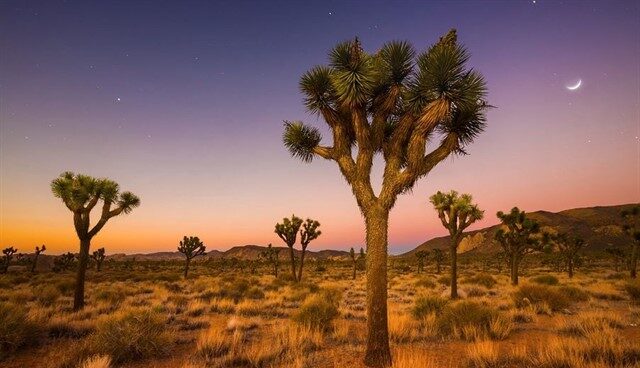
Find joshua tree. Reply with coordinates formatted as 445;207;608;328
415;250;428;274
275;215;303;281
546;233;585;278
494;207;542;285
621;205;640;278
605;247;626;272
433;248;444;274
91;247;106;271
51;172;140;310
53;252;76;272
30;244;46;273
350;247;358;279
298;218;321;281
282;30;488;365
178;236;206;278
261;243;280;277
1;247;17;274
429;190;483;298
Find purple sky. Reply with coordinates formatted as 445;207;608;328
1;0;639;254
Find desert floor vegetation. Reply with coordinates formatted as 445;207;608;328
0;257;639;368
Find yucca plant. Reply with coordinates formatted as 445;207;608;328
298;218;321;281
282;29;488;365
430;190;483;298
260;243;280;277
621;205;640;278
30;244;46;273
274;215;303;281
494;207;542;285
1;247;17;274
545;233;585;278
433;248;445;274
177;236;206;278
51;172;140;310
350;247;357;279
91;247;106;272
52;252;76;273
415;250;428;274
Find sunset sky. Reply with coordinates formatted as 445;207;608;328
1;1;639;255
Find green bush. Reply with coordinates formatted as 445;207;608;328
625;279;640;301
436;300;497;336
411;295;448;319
530;274;559;285
90;308;172;363
512;284;571;311
464;274;497;289
292;290;340;330
0;303;44;359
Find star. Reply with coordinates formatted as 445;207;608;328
116;97;121;102
328;11;332;15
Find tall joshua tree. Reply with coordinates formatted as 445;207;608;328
91;247;106;272
31;245;46;273
298;218;321;281
350;247;358;280
494;207;542;285
433;248;444;274
621;205;640;278
415;250;428;274
282;30;488;365
430;190;483;298
261;243;280;277
178;236;206;278
1;247;17;274
51;172;140;310
546;233;585;278
275;215;303;281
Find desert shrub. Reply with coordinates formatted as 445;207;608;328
558;285;589;302
464;274;497;289
465;287;487;297
411;295;448;319
625;279;640;301
437;301;497;340
55;278;76;295
245;286;265;300
94;287;127;305
437;275;451;285
90;308;172;363
0;302;44;359
512;284;571;311
35;285;61;306
292;290;340;330
415;277;436;289
530;274;559;285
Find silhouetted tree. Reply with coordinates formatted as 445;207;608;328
605;247;626;272
546;233;585;278
91;247;106;271
53;252;76;272
275;215;303;281
430;190;483;298
494;207;542;285
51;172;140;310
178;236;206;278
350;247;358;279
298;218;321;281
621;205;640;278
433;248;444;274
415;250;428;274
282;30;488;366
30;244;46;273
1;247;17;274
261;243;280;277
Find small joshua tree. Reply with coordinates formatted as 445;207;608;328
433;248;444;274
350;247;358;280
1;247;17;274
621;205;640;278
53;252;76;272
261;243;280;277
275;215;303;281
30;244;46;273
430;190;483;298
91;247;106;271
546;233;585;278
495;207;542;285
178;236;206;278
51;172;140;310
415;250;428;274
298;218;321;281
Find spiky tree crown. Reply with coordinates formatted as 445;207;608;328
415;250;428;260
3;247;17;256
495;207;542;252
430;190;484;236
283;30;489;209
35;245;46;254
92;247;106;260
300;218;322;248
350;247;356;260
275;215;303;247
621;205;640;241
178;236;206;259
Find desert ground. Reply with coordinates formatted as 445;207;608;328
1;255;639;368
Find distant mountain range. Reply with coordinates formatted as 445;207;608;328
399;203;638;258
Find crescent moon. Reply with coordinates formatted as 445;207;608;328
566;79;582;91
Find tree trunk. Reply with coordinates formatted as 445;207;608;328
184;258;190;278
298;246;307;282
510;254;519;286
363;208;392;367
31;255;38;273
436;261;441;274
73;238;91;311
631;242;638;279
450;239;458;299
568;259;574;278
273;261;278;278
97;261;102;272
288;246;297;281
